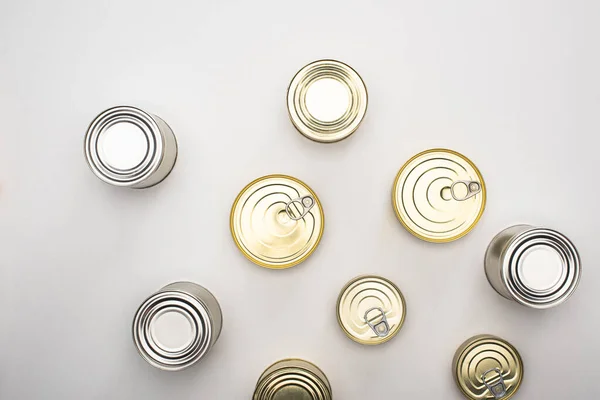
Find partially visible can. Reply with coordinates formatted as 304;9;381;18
485;225;581;309
84;105;178;188
132;281;222;371
336;275;406;345
253;359;332;400
453;335;523;400
287;59;368;143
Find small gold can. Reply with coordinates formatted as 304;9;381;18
336;275;406;345
230;174;324;269
253;358;332;400
453;335;524;400
287;59;368;143
392;148;486;242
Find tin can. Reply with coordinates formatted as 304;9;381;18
287;59;368;143
453;335;523;400
336;275;406;345
484;225;581;309
253;358;332;400
230;174;324;269
392;148;486;242
84;105;178;188
132;281;222;371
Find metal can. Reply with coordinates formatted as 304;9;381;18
253;358;332;400
230;174;324;269
336;275;406;345
132;281;222;371
484;225;581;309
392;148;486;242
287;59;368;143
84;105;178;188
453;335;524;400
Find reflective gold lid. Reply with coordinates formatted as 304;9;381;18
287;59;368;143
253;358;332;400
336;275;406;345
453;335;524;400
392;148;486;243
230;175;324;269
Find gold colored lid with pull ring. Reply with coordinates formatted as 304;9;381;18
453;335;524;400
230;174;324;269
392;148;486;243
336;275;406;345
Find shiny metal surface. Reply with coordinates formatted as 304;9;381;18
253;359;332;400
287;59;368;143
230;174;324;269
132;282;222;371
84;106;177;188
336;275;406;345
453;335;523;400
485;225;581;309
392;148;486;242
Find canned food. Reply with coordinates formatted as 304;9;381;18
132;281;222;371
485;225;581;309
336;275;406;345
253;358;332;400
392;148;486;242
84;105;178;188
287;59;368;143
230;174;324;269
453;335;523;400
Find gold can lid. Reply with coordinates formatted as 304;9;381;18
453;335;524;400
287;59;368;143
336;275;406;345
230;174;324;269
253;358;332;400
392;148;486;243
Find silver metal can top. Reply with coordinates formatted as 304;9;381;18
84;106;165;187
502;228;581;308
132;287;215;371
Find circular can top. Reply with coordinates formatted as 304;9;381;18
453;335;523;400
132;289;212;371
230;174;324;269
393;148;486;242
336;275;406;345
253;359;332;400
84;106;162;186
503;227;581;309
287;59;368;143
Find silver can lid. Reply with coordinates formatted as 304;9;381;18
132;290;213;371
503;228;581;308
84;106;163;186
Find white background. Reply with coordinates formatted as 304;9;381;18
1;0;599;398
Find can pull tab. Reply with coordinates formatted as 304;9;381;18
481;368;507;399
364;307;390;337
451;180;481;201
285;195;315;221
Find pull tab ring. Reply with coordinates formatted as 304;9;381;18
364;307;390;337
450;180;481;201
481;368;507;399
285;195;315;221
